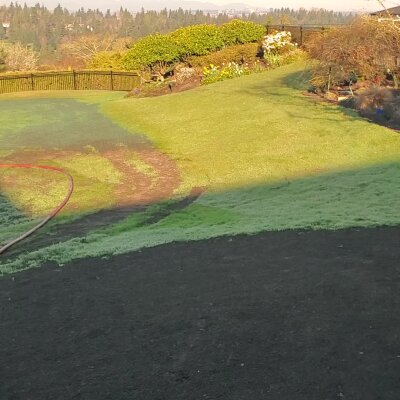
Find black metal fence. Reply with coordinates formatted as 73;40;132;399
0;70;141;94
266;24;345;46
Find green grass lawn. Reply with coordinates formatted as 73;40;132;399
1;63;400;274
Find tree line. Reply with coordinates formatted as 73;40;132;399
0;3;356;65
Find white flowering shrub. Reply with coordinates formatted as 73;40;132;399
261;30;303;68
262;31;297;55
0;42;38;71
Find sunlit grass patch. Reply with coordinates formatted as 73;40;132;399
0;167;68;216
126;153;159;186
102;63;400;194
60;153;123;185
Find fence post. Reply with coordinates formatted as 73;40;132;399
266;25;269;34
327;66;332;93
30;73;34;91
72;70;77;90
300;25;303;46
110;70;114;91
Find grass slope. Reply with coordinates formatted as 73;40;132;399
2;63;400;273
102;63;400;193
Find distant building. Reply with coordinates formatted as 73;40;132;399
370;6;400;21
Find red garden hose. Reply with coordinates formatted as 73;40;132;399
0;164;74;255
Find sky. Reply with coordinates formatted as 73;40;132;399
0;0;393;12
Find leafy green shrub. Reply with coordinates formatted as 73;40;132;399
122;33;182;73
121;22;264;74
170;24;224;56
221;19;265;45
188;43;260;67
202;62;251;85
264;52;282;68
88;51;125;70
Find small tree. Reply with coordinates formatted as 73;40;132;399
1;42;38;71
61;34;117;64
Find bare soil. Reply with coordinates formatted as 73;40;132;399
128;77;202;98
1;226;400;399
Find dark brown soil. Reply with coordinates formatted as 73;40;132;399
129;77;202;98
1;226;400;400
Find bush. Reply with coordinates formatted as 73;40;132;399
262;31;297;55
356;87;393;113
202;62;251;85
122;33;182;73
221;19;265;45
264;48;306;68
88;51;125;70
120;22;265;74
188;43;260;67
264;52;282;68
385;95;400;124
306;17;400;89
170;24;225;56
0;42;38;71
354;87;400;127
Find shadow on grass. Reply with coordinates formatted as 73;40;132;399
2;159;400;274
0;194;28;228
280;69;395;127
1;187;205;259
0;98;149;152
238;68;365;123
158;160;400;232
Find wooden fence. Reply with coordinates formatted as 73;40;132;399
0;70;141;94
266;24;345;46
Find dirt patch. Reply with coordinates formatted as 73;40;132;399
129;77;202;98
1;143;182;215
103;147;182;206
1;226;400;399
